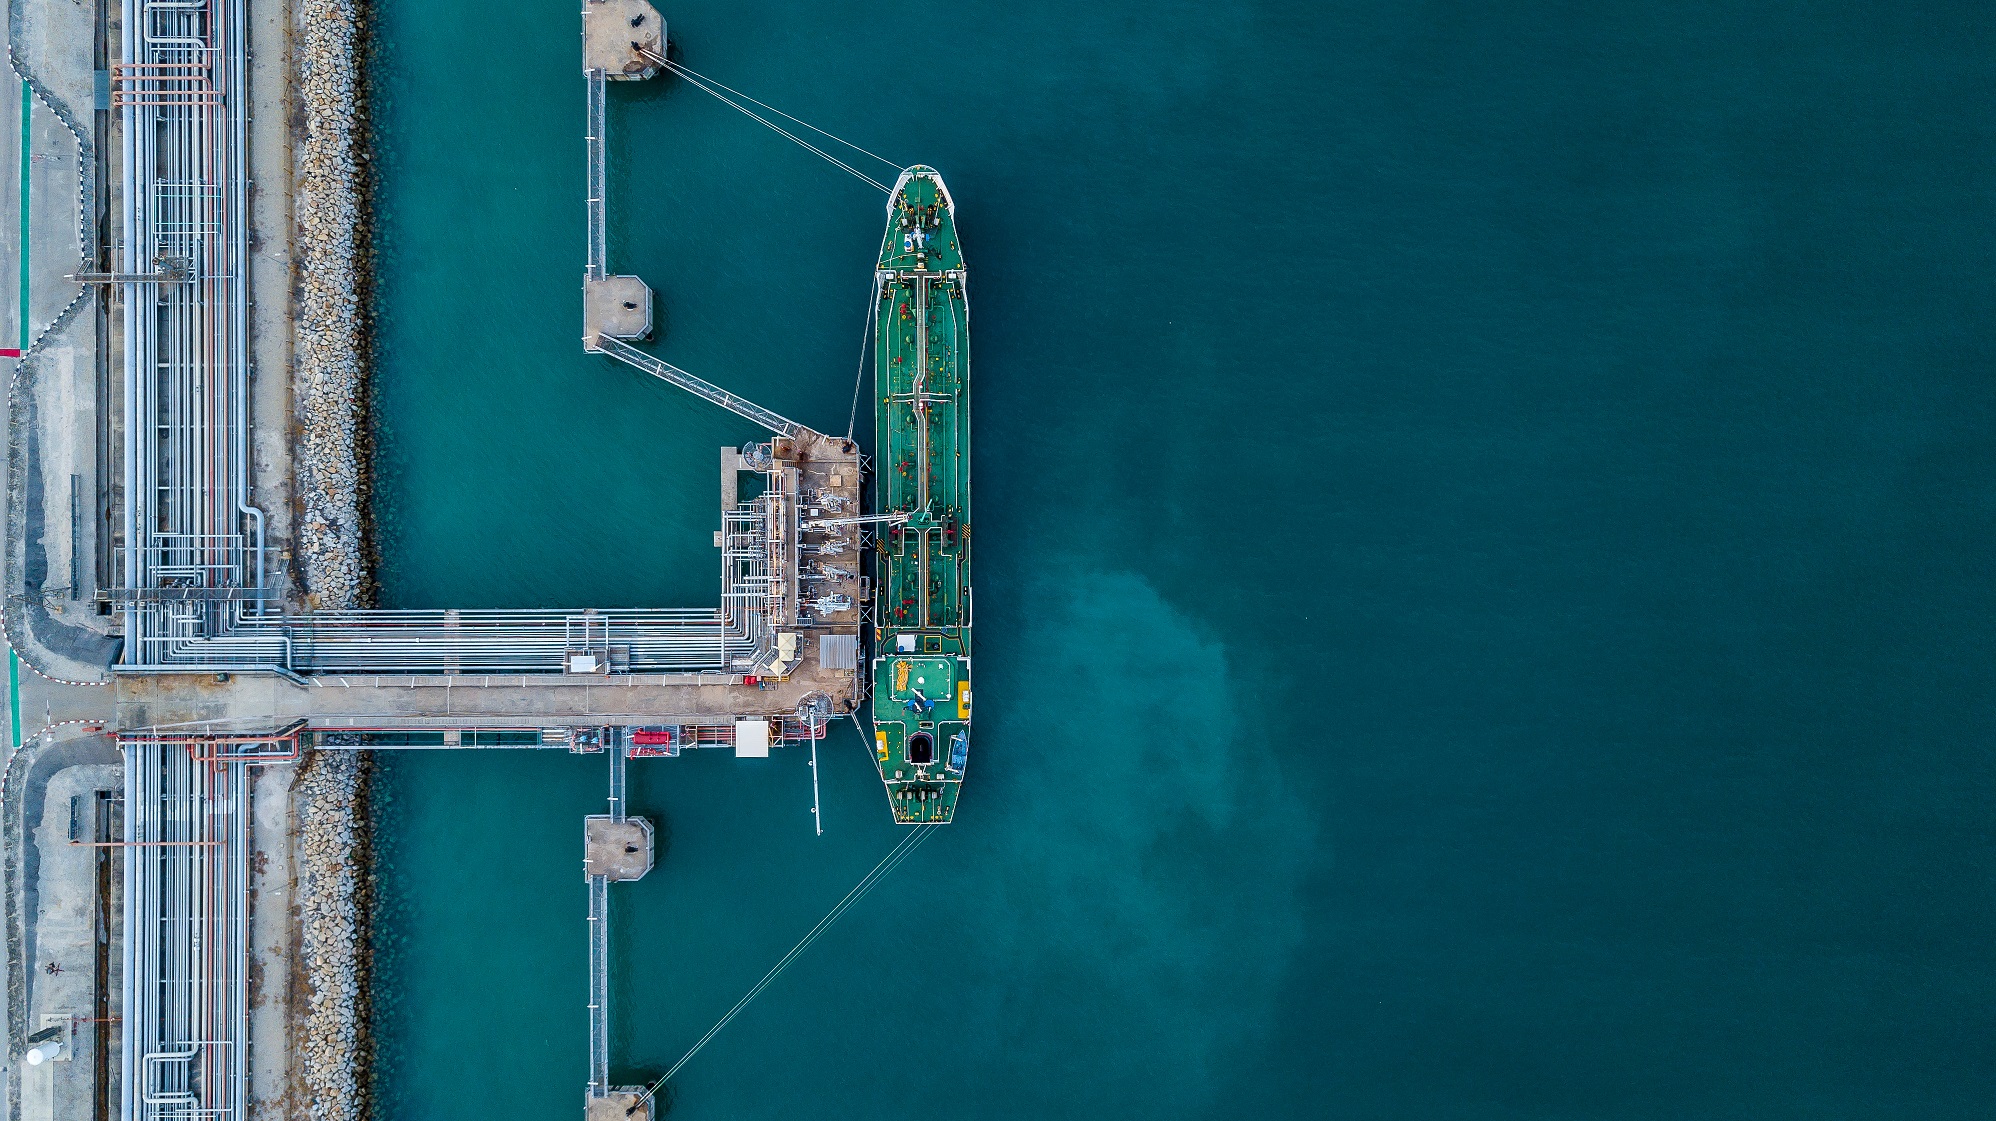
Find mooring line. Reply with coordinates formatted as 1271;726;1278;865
657;57;904;174
637;825;939;1104
640;50;891;193
667;60;888;191
848;272;880;441
652;827;932;1084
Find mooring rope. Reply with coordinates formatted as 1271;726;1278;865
658;57;904;175
639;49;894;193
848;274;880;440
635;824;940;1106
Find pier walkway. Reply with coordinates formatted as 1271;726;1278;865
592;335;805;438
584;737;652;1108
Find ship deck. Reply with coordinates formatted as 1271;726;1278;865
870;167;973;824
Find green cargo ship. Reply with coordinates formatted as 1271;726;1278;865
869;166;971;824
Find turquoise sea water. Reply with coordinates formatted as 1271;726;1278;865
365;2;1996;1117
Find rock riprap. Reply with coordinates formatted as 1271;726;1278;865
293;0;367;607
294;749;370;1121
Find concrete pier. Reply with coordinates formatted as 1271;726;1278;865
584;816;654;881
582;0;664;79
586;1090;653;1121
583;274;654;342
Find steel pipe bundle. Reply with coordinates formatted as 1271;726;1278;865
119;0;264;663
121;741;252;1121
124;606;763;675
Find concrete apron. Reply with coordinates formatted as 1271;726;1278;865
15;745;120;1121
7;0;123;688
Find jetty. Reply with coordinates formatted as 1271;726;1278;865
0;0;903;1115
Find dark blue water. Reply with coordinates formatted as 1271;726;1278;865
365;2;1996;1117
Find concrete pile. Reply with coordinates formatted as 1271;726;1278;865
293;0;368;608
294;749;371;1121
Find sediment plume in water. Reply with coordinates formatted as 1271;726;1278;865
293;748;374;1121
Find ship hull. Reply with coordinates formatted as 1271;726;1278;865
868;167;971;824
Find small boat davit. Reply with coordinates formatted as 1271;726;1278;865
869;166;971;824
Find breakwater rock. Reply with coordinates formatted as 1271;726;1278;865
293;0;368;608
294;749;371;1121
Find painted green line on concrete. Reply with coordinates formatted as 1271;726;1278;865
7;649;19;750
18;78;29;351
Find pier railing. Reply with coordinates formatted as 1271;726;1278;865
594;335;803;437
609;735;628;822
585;69;608;281
586;873;611;1097
116;600;776;676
